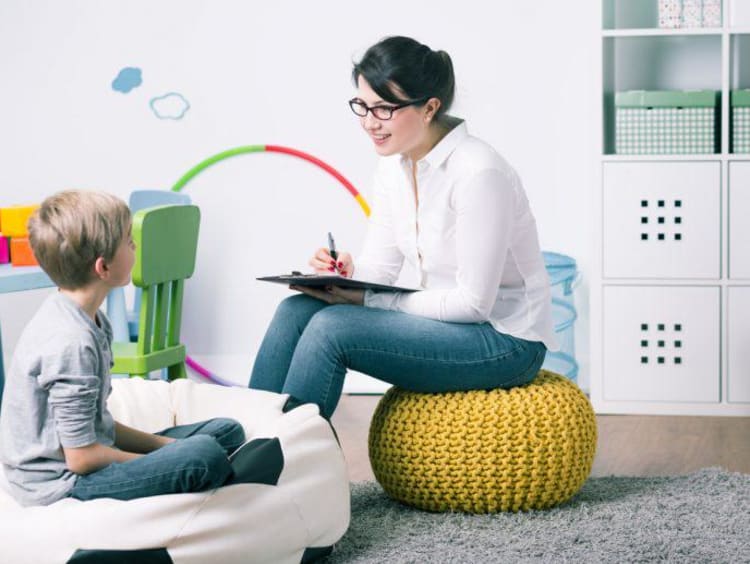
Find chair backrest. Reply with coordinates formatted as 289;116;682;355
107;190;193;345
129;189;191;212
131;204;200;357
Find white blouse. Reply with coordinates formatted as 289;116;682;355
354;120;559;350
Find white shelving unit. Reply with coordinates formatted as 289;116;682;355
592;0;750;415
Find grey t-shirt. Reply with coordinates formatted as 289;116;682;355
0;291;115;506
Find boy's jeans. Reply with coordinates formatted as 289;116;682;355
69;417;245;502
250;295;547;419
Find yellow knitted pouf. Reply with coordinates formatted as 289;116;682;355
368;370;597;513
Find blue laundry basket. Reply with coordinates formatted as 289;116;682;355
541;252;579;383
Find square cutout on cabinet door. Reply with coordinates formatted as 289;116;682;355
636;199;685;245
637;320;686;366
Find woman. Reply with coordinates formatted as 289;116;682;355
250;36;557;418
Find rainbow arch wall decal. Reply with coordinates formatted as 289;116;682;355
169;144;370;386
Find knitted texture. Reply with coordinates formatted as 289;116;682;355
368;371;597;513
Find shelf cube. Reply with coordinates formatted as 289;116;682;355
615;90;719;155
727;287;750;403
603;161;720;279
603;286;720;403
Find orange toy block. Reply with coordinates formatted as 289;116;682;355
10;237;38;267
0;205;39;238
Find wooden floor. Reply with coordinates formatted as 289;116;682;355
331;394;750;482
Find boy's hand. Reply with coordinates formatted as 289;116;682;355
64;443;142;475
156;435;177;447
115;421;174;454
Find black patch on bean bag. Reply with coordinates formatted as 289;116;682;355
228;437;284;486
301;545;334;562
326;418;341;447
68;548;172;563
283;394;307;413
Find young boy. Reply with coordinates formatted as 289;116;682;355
0;190;248;506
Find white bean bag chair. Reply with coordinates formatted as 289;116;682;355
0;379;350;564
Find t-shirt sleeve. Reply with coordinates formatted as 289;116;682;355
36;336;102;448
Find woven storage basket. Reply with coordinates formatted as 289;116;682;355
368;371;597;513
732;90;750;154
615;90;718;155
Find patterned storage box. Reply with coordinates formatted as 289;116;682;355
702;0;722;27
732;90;750;154
658;0;682;28
658;0;723;29
615;90;718;155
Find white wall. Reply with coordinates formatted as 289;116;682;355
0;0;599;389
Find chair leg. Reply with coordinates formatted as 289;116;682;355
168;363;187;381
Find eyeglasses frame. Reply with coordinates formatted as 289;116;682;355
348;97;428;121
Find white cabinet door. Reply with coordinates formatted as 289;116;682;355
603;162;721;279
603;285;720;402
727;286;750;403
729;162;750;279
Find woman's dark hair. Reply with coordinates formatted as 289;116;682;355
352;36;455;120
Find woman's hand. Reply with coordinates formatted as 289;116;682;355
290;285;365;306
310;248;354;278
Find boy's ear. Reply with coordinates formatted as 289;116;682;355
93;257;109;280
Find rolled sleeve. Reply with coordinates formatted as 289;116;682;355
37;339;102;448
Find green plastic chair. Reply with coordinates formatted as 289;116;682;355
111;204;201;380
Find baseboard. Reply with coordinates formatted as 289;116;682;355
186;353;388;394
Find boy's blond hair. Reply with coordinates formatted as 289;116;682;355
28;190;131;289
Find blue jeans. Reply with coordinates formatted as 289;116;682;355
249;295;547;419
69;417;245;502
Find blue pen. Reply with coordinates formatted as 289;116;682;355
327;232;338;272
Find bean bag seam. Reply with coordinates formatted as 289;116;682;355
169;487;217;546
287;488;314;547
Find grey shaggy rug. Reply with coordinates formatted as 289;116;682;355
326;468;749;563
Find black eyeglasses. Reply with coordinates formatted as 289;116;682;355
348;97;426;120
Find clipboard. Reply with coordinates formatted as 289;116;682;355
257;272;418;293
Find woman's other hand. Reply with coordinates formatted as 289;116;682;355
290;285;364;306
309;248;354;278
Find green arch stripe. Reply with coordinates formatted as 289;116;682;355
171;145;266;193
